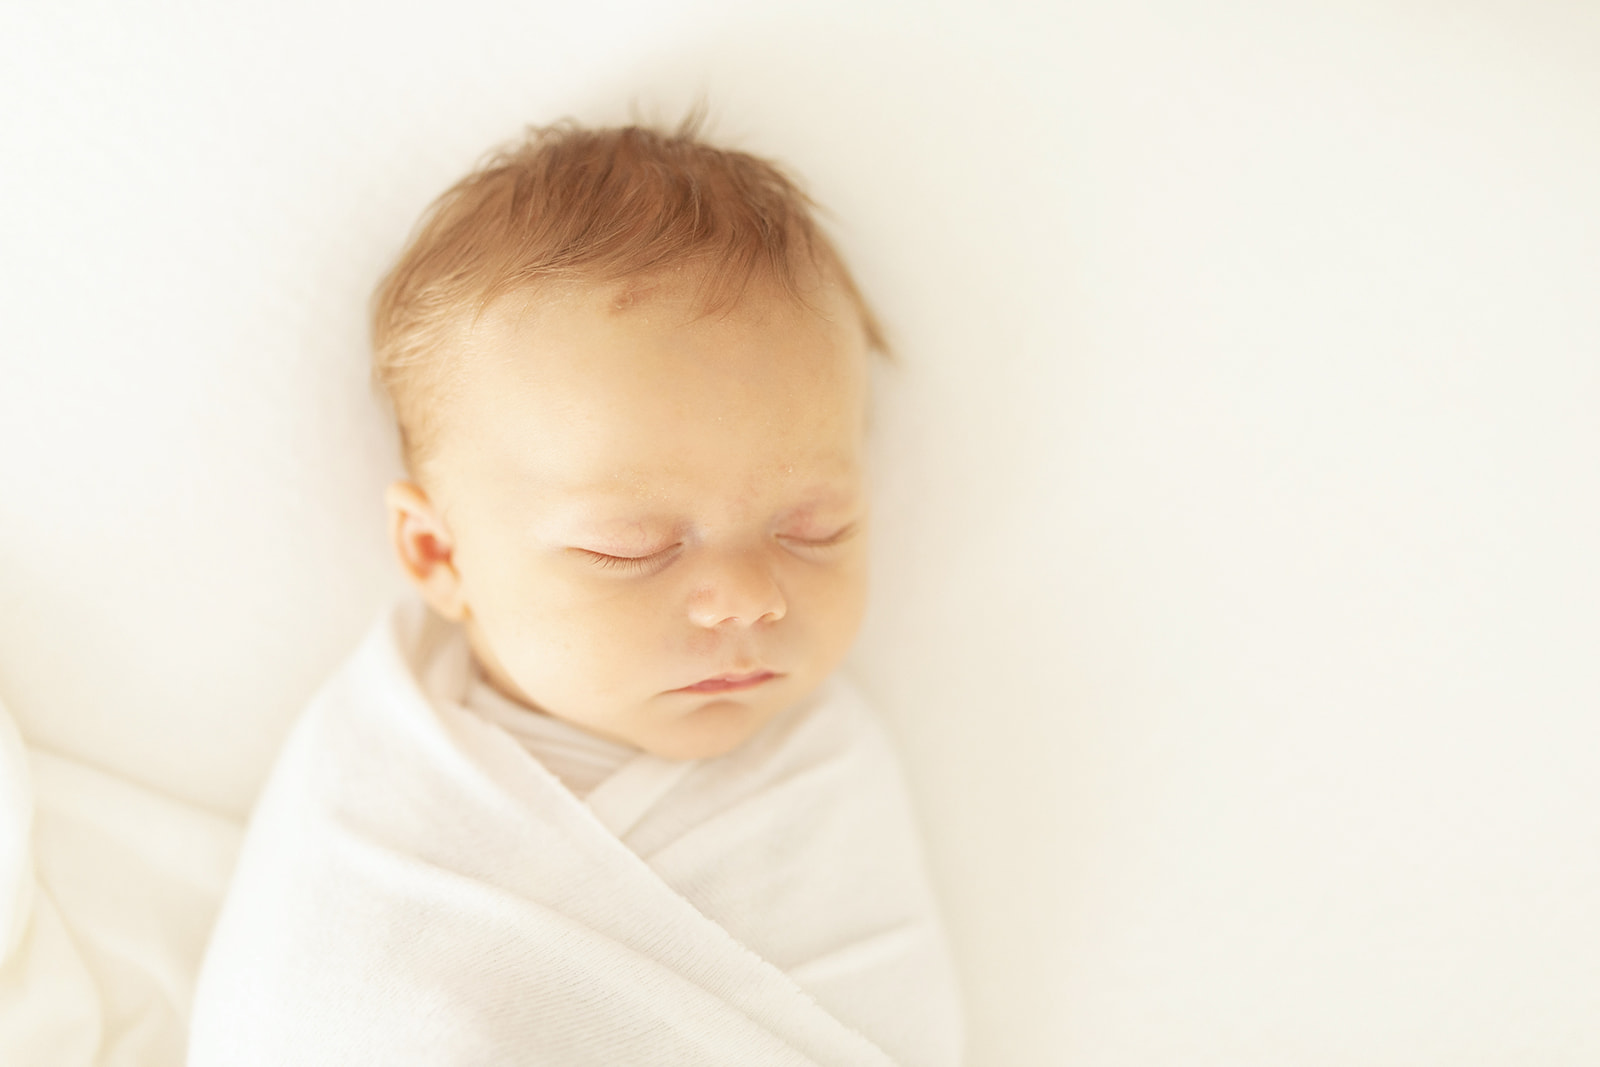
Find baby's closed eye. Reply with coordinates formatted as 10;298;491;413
568;523;860;576
776;522;862;555
570;543;683;575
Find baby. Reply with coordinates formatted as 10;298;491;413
189;119;963;1066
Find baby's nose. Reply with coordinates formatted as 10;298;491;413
686;555;787;629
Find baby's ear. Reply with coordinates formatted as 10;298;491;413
384;480;467;622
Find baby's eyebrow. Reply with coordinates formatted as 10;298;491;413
780;482;866;512
547;484;861;531
561;470;859;501
549;503;673;532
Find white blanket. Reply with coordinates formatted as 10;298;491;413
0;698;242;1067
188;596;964;1066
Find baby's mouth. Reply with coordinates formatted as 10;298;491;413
672;670;780;694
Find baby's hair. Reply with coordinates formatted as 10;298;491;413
371;113;887;484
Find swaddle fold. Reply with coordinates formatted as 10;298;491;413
188;595;963;1066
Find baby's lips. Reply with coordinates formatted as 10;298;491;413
672;670;780;694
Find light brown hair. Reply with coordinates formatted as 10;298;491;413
371;115;887;483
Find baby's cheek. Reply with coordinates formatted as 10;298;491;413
572;587;683;681
821;560;871;647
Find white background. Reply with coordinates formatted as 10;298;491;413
3;1;1598;1063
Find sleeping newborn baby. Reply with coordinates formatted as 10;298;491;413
187;120;964;1066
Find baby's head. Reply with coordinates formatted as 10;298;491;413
372;119;886;761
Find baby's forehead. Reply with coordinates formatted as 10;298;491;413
431;274;867;472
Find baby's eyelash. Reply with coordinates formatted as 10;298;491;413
578;546;680;573
781;523;861;549
576;525;858;573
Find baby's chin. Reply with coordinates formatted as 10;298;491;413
637;697;779;762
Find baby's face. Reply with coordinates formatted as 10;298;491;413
392;276;872;761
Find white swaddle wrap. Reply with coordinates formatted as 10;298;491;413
188;595;963;1066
